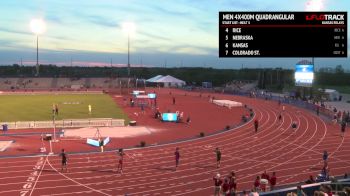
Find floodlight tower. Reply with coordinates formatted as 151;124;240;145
122;22;136;77
30;19;46;76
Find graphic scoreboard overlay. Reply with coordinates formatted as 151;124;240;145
219;12;347;57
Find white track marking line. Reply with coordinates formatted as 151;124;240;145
46;157;112;196
28;156;47;196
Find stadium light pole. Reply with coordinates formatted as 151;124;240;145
30;19;46;76
122;22;136;77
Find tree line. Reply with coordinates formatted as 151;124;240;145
0;64;348;90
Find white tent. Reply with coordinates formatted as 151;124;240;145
324;89;340;101
146;75;163;83
147;75;186;87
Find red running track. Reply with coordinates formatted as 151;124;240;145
0;89;246;156
0;90;349;196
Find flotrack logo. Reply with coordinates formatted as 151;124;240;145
306;14;345;21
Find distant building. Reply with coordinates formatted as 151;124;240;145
319;67;336;73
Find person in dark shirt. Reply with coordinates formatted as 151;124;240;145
229;174;237;195
254;176;261;191
222;177;230;196
269;172;277;191
323;150;328;167
254;119;259;133
174;147;180;171
215;147;222;168
59;149;68;172
186;116;191;125
278;113;282;124
291;121;298;134
55;104;59;115
305;175;315;184
341;121;346;137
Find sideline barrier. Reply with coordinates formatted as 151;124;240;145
260;180;350;196
0;118;125;129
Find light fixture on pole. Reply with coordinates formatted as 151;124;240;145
122;22;136;77
30;19;46;76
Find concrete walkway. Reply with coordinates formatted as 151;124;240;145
325;93;350;113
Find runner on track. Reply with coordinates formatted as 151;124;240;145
117;148;125;174
215;147;221;168
254;119;259;133
59;149;68;172
323;150;328;168
278;113;282;124
175;147;180;171
341;121;346;138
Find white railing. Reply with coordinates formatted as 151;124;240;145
1;118;125;129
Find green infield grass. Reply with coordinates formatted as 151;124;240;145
0;94;129;122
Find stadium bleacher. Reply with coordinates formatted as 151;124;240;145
0;77;135;91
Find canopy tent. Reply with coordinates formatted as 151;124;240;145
320;89;340;101
147;75;186;87
146;75;164;83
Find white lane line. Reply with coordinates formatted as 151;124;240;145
46;157;111;196
29;156;47;196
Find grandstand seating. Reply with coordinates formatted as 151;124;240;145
0;78;19;90
0;77;135;91
224;80;258;92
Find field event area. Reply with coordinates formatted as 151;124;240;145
0;93;128;122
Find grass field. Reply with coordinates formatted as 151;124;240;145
0;94;129;122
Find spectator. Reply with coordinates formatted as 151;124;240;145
242;190;249;196
296;185;306;196
254;176;261;191
318;166;330;182
270;172;277;191
343;187;350;195
261;170;269;192
261;170;270;181
230;170;236;181
324;184;333;196
222;177;230;196
305;175;315;184
249;188;259;196
213;173;223;196
320;184;333;196
229;174;237;196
